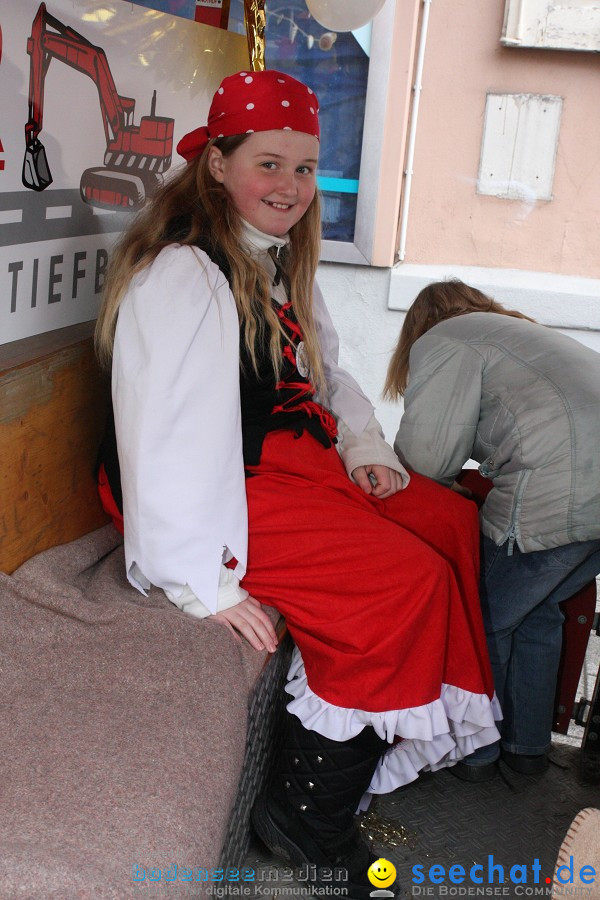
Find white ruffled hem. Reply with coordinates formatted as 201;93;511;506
284;648;502;808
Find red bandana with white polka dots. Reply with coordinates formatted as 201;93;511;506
177;69;320;162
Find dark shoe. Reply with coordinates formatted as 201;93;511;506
501;750;549;775
252;785;379;899
449;760;498;782
266;714;388;838
251;715;394;899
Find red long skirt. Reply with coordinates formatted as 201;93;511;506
241;430;494;714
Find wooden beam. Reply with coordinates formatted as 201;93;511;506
0;323;110;573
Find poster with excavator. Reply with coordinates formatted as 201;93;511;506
0;0;247;345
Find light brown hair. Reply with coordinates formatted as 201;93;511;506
383;279;535;399
95;135;324;387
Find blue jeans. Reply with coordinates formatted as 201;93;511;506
468;535;600;761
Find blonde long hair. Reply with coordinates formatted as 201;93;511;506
95;135;324;387
384;279;535;399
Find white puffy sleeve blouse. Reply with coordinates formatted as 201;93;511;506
112;245;247;615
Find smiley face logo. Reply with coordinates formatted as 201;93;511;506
367;858;397;889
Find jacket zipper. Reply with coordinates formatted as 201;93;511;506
507;526;517;556
505;469;531;556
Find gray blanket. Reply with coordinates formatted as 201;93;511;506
0;526;272;899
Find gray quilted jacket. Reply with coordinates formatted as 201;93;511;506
395;312;600;552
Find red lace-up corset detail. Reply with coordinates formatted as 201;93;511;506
271;303;337;441
239;300;337;467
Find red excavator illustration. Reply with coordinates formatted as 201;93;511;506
22;3;174;210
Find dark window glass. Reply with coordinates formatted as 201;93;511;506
228;1;369;242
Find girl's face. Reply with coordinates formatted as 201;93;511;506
208;130;319;236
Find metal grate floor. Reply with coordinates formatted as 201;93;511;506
244;740;600;898
243;613;600;899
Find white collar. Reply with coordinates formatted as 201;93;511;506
241;219;290;255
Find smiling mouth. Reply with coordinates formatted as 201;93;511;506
263;200;293;210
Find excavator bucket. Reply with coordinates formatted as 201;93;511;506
22;139;53;191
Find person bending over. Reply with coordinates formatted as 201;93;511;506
386;279;600;780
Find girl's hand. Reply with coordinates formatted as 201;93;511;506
451;480;473;498
214;596;278;653
352;464;405;499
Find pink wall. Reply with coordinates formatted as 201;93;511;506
405;0;600;278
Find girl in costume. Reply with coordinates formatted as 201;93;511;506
95;71;500;897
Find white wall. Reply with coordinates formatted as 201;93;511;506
318;260;600;445
317;261;404;443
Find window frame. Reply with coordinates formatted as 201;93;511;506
319;0;421;266
502;0;600;51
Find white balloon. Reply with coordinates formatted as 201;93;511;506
305;0;386;32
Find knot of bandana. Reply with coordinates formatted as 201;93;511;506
177;69;320;163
